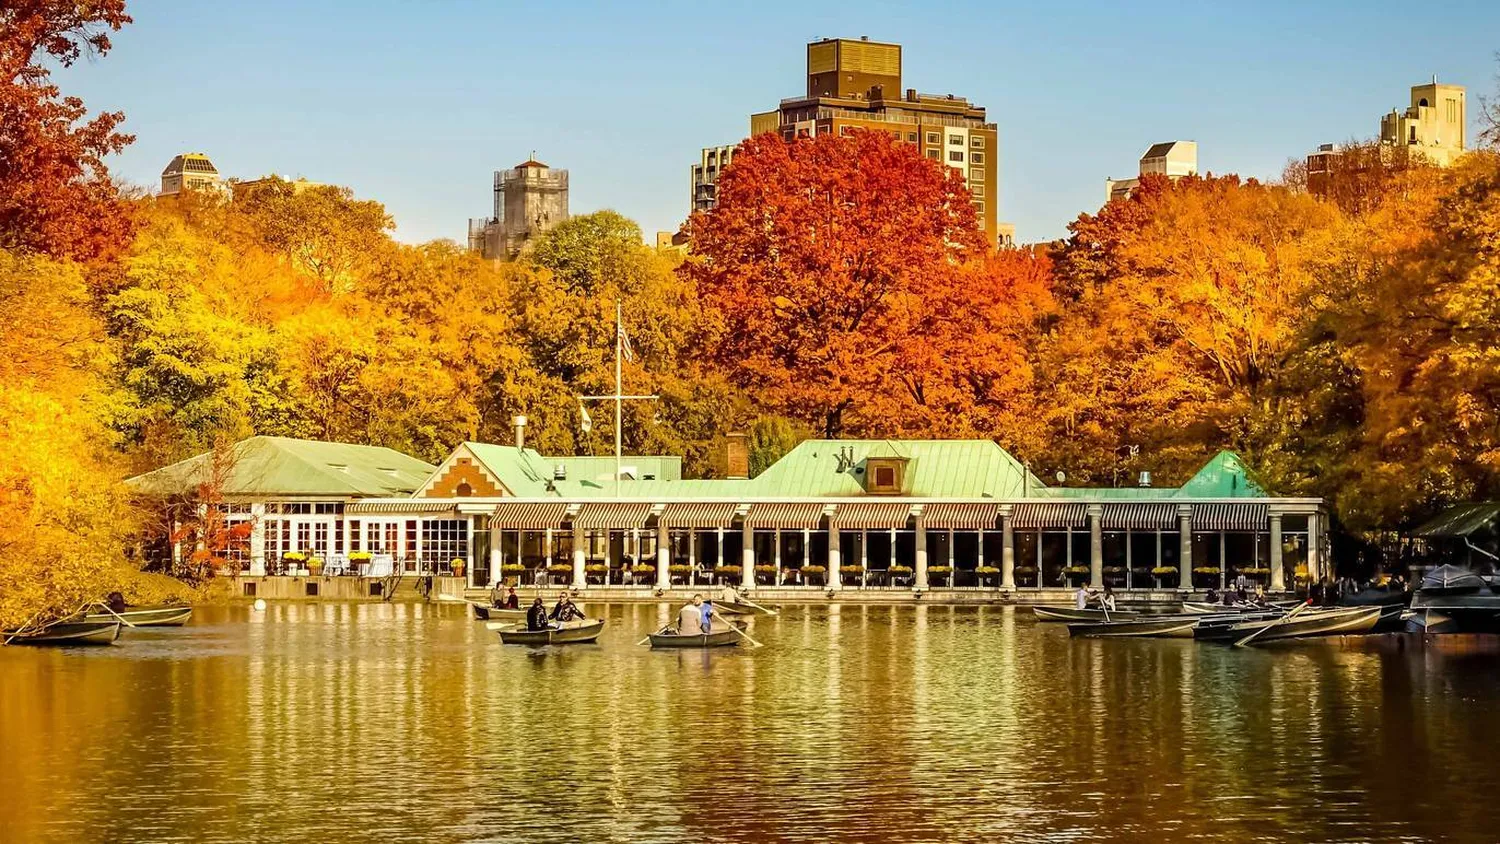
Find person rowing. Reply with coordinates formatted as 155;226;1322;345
525;598;549;631
550;593;585;628
677;595;707;635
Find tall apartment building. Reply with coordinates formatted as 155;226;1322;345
468;158;570;260
750;37;1004;245
1105;141;1198;203
691;145;737;213
1307;80;1466;196
159;152;223;197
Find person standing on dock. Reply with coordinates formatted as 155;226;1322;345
678;595;706;635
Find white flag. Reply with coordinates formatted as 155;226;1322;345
618;322;636;363
579;402;593;434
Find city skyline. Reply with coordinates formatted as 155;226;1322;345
58;0;1500;245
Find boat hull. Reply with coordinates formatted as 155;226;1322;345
5;620;121;646
1230;606;1382;643
1067;617;1201;638
471;604;526;622
84;605;192;627
1181;601;1296;615
716;600;777;616
648;629;741;648
1033;607;1140;623
496;619;604;645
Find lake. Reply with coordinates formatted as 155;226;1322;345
2;602;1498;842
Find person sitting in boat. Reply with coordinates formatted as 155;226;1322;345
677;595;706;635
503;587;519;610
550;594;586;626
525;598;549;631
722;583;741;605
1205;588;1219;605
1101;586;1117;612
1074;586;1096;610
701;598;716;633
489;582;506;608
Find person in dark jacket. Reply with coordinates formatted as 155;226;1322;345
525;598;549;631
503;587;519;610
549;594;585;625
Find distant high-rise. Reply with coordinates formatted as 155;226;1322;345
751;37;1006;246
1379;80;1466;167
692;145;737;214
469;158;569;260
1105;141;1198;203
159;152;223;197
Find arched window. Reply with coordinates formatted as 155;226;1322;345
455;482;473;498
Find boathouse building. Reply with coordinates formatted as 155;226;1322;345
129;436;1327;596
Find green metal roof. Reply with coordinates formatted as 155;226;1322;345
127;437;434;498
1175;450;1265;498
458;443;682;498
747;440;1038;499
1411;503;1500;538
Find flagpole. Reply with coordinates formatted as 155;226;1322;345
615;299;623;498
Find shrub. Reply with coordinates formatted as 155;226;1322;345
928;566;953;576
547;563;573;575
501;564;525;575
839;565;864;576
1192;567;1220;575
975;566;1000;576
669;565;693;576
585;564;608;574
1064;565;1090;575
348;551;372;563
716;565;743;579
631;564;656;575
889;565;914;575
754;565;778;576
1151;566;1178;576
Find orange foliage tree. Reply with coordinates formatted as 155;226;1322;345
0;0;136;261
684;130;999;437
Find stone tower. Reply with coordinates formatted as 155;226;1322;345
469;158;569;260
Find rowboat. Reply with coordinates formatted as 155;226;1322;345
1181;601;1297;615
648;628;741;648
1033;606;1140;623
1228;605;1382;644
1408;565;1500;633
496;618;605;645
716;600;779;616
1066;616;1202;638
470;603;526;622
83;605;192;627
1193;611;1294;641
4;620;122;646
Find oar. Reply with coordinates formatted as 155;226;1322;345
93;602;139;629
1234;600;1311;648
637;625;669;646
713;609;763;648
737;596;779;616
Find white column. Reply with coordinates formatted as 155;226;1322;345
492;526;506;587
248;502;266;576
1088;505;1104;589
742;520;755;587
1307;511;1322;583
1001;510;1015;590
572;525;586;588
733;526;750;588
656;524;670;590
774;527;783;584
687;529;697;586
915;514;929;591
828;523;842;591
1269;513;1285;592
1178;507;1193;591
1125;528;1133;590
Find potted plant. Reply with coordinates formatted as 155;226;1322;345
801;565;828;585
928;565;952;586
501;563;525;584
976;565;1000;585
1151;565;1178;586
755;564;778;584
307;555;326;576
1064;565;1090;586
282;551;306;575
889;564;914;583
585;563;608;583
839;564;864;585
669;564;693;584
1191;566;1220;587
348;551;372;566
547;563;573;581
631;563;656;583
715;565;743;583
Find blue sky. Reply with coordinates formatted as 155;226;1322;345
61;0;1499;244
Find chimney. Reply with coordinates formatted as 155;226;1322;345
554;464;567;481
513;414;527;450
1138;470;1152;488
724;432;750;480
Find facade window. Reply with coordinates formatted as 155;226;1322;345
971;136;986;149
948;135;963;146
906;132;918;142
421;519;470;568
839;125;849;136
948;151;964;163
925;150;939;160
926;132;940;144
973;200;985;212
977;218;986;230
972;185;984;198
969;168;984;182
971;152;985;165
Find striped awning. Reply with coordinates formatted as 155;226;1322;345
921;503;999;531
573;502;654;531
346;500;456;515
745;503;825;530
1010;503;1088;529
659;502;739;529
834;502;914;531
1100;503;1178;530
491;501;569;530
1192;503;1268;531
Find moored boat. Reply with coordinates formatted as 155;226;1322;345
84;605;192;627
648;628;741;648
4;620;122;646
1408;565;1500;633
1228;605;1382;644
1181;601;1297;615
471;603;526;622
496;618;605;645
716;600;778;616
1066;616;1202;638
1033;606;1140;623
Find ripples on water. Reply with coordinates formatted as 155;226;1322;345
3;603;1499;843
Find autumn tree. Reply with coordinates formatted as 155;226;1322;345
0;0;135;261
231;179;393;292
684;130;988;437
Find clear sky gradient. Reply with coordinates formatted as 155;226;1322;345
61;0;1499;244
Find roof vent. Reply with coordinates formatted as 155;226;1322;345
1138;471;1152;488
554;464;567;481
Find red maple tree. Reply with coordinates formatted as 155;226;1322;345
0;1;136;262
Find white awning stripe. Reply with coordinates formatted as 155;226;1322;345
1191;503;1268;531
1100;503;1178;530
745;503;825;530
922;503;999;531
573;502;654;531
1010;503;1088;529
492;501;570;530
346;501;456;515
833;503;913;531
659;502;739;529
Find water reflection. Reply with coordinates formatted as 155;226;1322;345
3;604;1500;842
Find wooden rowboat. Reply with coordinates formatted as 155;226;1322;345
1228;605;1382;644
496;618;605;645
471;603;526;622
5;620;121;646
716;600;779;616
1066;616;1202;638
1033;606;1140;623
84;605;192;627
648;628;741;648
1181;601;1297;615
